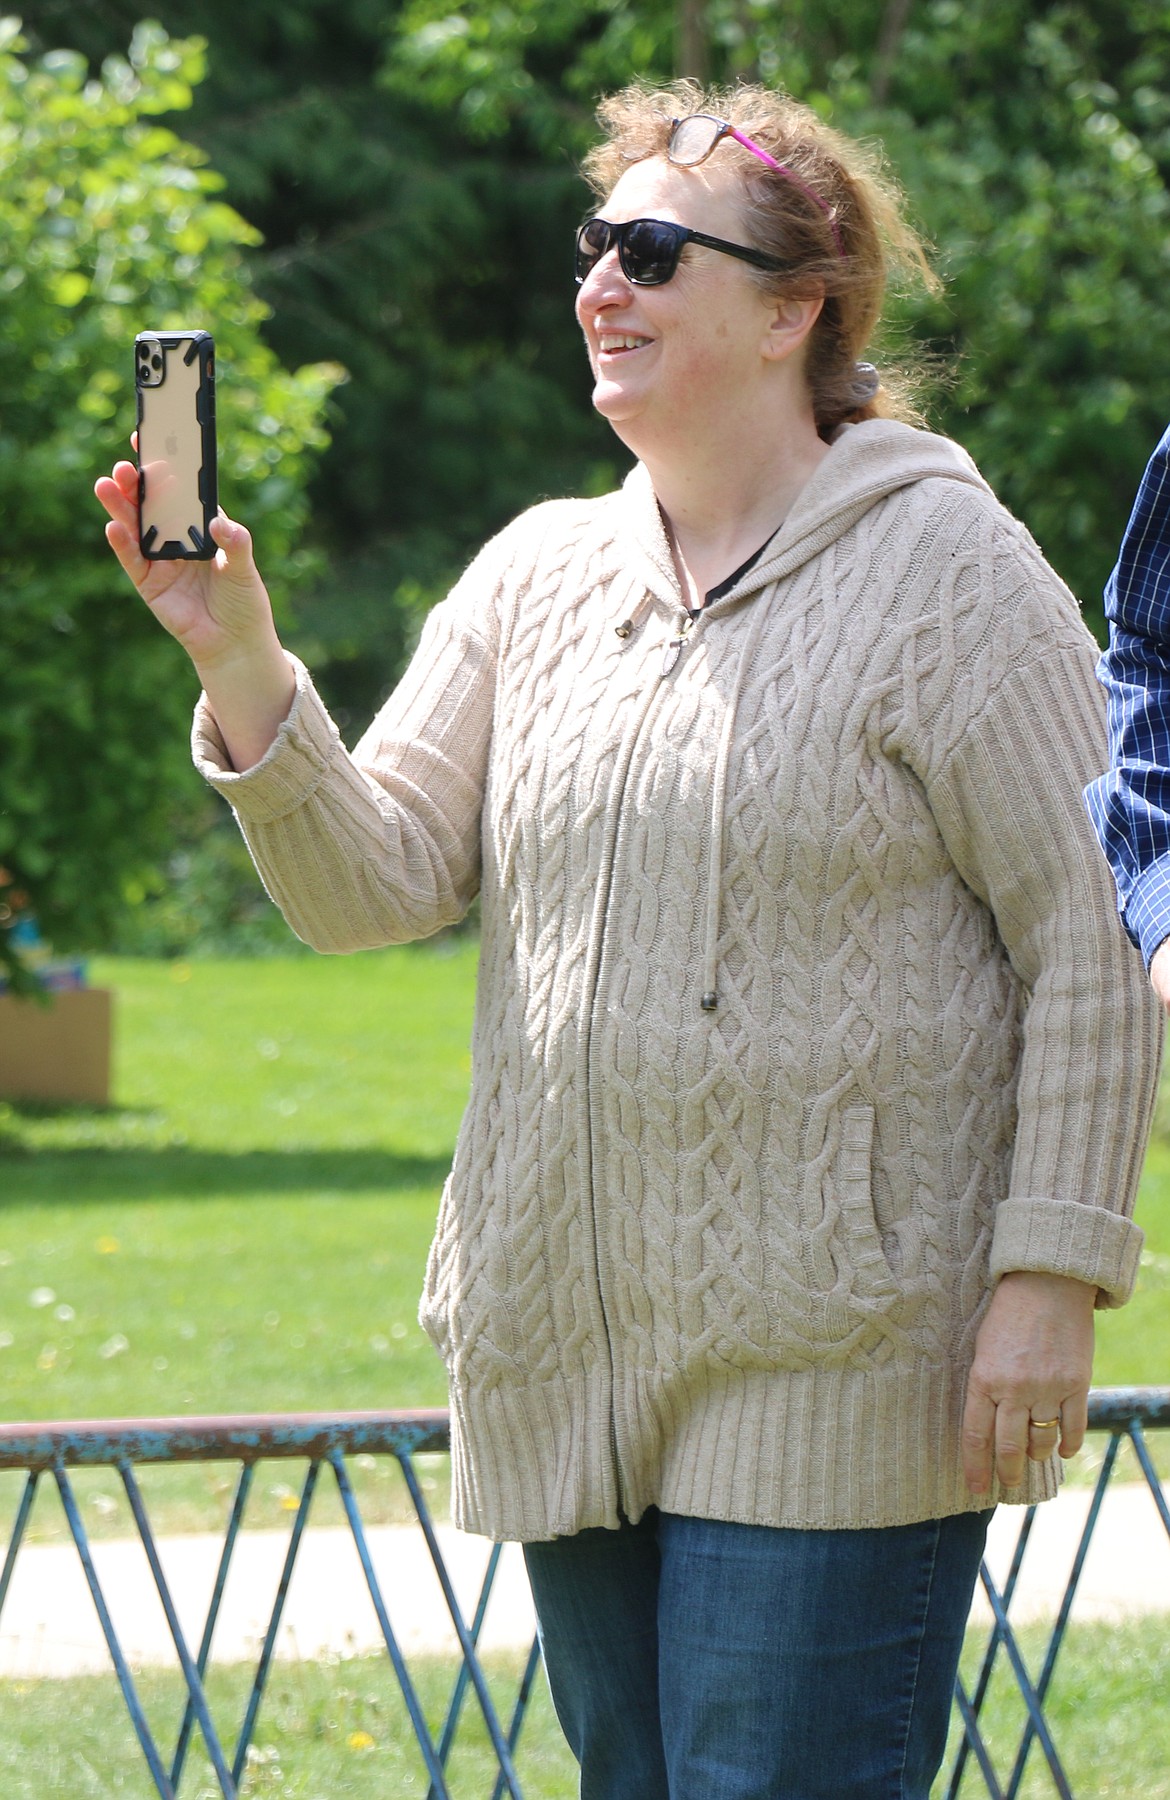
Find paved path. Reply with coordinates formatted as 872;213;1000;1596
1;1482;1167;1679
1;1522;536;1679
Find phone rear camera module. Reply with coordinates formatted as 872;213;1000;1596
137;336;165;386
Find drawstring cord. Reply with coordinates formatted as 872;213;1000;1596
698;591;774;1012
615;582;777;1015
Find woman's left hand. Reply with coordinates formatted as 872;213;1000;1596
962;1270;1096;1495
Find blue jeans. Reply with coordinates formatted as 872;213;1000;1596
523;1506;990;1800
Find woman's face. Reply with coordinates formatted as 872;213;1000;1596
574;155;786;450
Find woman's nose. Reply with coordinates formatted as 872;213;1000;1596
575;250;632;317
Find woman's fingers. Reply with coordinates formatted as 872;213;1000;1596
964;1389;1071;1492
961;1389;1047;1492
95;465;150;586
1055;1389;1088;1460
961;1387;997;1494
98;461;273;667
992;1400;1032;1491
1025;1415;1062;1462
95;462;139;527
103;514;150;589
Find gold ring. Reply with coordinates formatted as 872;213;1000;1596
1029;1417;1061;1431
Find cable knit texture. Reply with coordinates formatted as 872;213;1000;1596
194;421;1161;1541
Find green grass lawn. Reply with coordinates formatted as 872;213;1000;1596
0;946;477;1535
1;944;1169;1538
0;1646;578;1799
941;1616;1170;1799
0;1619;1167;1798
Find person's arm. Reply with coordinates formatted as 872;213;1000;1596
1084;426;1170;999
1086;618;1170;986
187;529;518;952
918;518;1162;1496
97;452;508;950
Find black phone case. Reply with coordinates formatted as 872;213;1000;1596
135;330;217;560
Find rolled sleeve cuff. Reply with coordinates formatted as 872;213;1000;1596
1121;852;1170;969
990;1197;1145;1309
191;656;339;824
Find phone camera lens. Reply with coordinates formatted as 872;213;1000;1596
151;355;163;371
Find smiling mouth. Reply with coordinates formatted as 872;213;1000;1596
598;334;653;355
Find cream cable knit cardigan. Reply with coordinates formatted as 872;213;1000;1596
194;420;1161;1542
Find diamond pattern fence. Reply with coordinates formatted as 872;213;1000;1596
0;1389;1167;1798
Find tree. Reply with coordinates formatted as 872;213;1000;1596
0;19;338;984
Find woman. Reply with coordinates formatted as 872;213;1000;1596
98;81;1159;1800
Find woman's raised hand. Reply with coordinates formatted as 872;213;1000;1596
95;453;273;668
95;452;296;772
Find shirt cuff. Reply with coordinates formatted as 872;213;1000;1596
1120;851;1170;968
990;1197;1145;1308
191;655;341;824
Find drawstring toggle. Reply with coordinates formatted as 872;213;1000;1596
661;615;695;679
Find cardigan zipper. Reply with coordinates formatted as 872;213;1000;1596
579;616;689;1519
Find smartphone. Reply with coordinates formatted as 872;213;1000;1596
135;329;217;559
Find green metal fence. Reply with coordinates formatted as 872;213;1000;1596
1;1389;1167;1798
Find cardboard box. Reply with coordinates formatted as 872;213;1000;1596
0;988;113;1106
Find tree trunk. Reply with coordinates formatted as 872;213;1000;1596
872;0;913;104
677;0;710;83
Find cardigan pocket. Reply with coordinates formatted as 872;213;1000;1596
832;1104;899;1303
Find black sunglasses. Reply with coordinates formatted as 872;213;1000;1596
574;216;788;287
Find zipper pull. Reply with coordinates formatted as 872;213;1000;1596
660;613;695;678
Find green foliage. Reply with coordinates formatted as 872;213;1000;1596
0;19;338;980
110;802;312;958
852;1;1170;637
383;0;673;153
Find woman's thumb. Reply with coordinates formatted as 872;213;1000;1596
210;509;253;563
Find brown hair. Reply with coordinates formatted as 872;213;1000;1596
581;80;941;439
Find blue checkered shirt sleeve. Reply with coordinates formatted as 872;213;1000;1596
1085;424;1170;967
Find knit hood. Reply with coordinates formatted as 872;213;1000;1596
620;418;995;616
615;419;999;1012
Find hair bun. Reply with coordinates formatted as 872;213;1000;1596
851;362;880;403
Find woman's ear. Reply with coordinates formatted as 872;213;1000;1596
761;292;824;363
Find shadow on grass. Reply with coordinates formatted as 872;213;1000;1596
0;1145;453;1204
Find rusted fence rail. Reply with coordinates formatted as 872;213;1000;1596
0;1390;1167;1798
